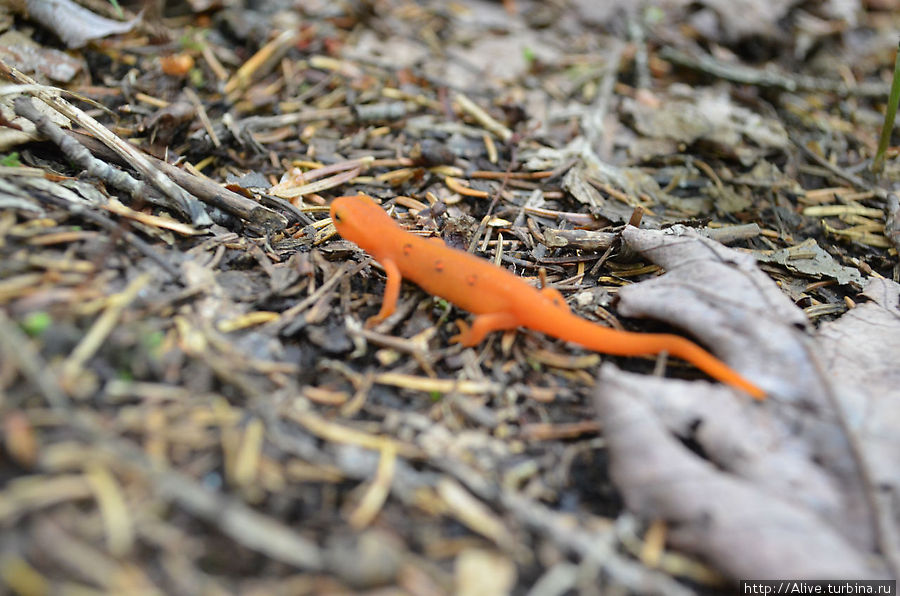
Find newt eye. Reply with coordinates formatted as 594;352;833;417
333;210;343;223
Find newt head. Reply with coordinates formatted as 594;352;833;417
330;194;391;250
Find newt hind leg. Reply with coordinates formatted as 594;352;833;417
450;312;519;347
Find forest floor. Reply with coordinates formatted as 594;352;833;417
1;0;899;593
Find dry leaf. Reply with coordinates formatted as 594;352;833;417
617;225;813;401
23;0;140;49
0;30;85;82
594;370;881;579
594;227;899;580
562;164;661;224
0;85;71;151
755;237;865;287
815;278;900;515
624;88;789;164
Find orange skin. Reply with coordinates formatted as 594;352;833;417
330;195;765;399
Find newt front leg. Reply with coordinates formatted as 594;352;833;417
365;258;402;328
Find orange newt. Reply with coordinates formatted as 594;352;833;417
330;194;765;399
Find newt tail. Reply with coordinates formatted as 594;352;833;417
526;314;764;398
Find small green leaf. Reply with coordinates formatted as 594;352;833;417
21;312;51;337
180;29;207;52
643;6;664;25
522;46;536;64
0;152;21;167
189;68;205;88
142;330;165;354
429;391;442;401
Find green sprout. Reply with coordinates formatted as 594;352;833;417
107;0;123;18
872;40;900;174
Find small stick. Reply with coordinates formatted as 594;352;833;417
0;62;212;225
13;96;193;221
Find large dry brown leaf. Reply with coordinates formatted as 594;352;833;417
617;225;817;402
594;371;879;579
815;278;900;539
594;226;899;580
